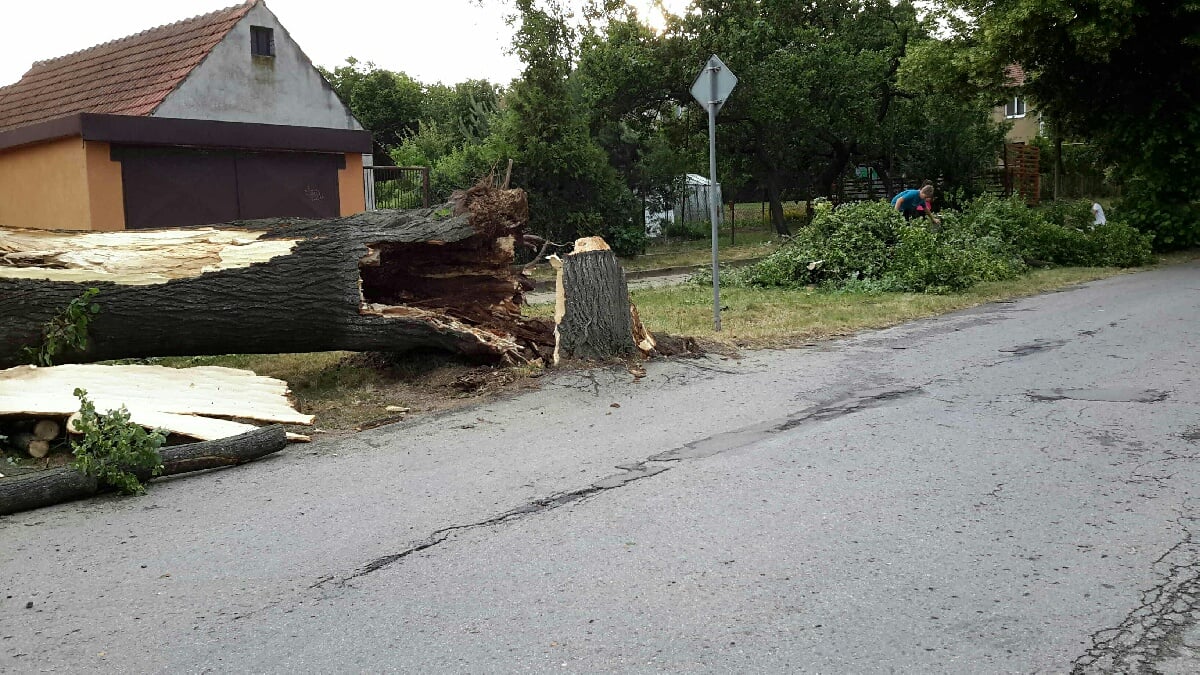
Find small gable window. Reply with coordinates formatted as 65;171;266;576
1005;96;1027;119
251;26;275;57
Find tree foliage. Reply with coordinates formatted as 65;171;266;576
321;1;1021;256
494;0;644;254
320;58;424;153
950;0;1200;248
571;0;1006;234
70;389;166;495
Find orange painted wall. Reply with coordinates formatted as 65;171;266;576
84;141;126;231
339;152;365;216
0;137;93;230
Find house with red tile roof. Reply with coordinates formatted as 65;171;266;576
992;64;1040;144
0;0;372;231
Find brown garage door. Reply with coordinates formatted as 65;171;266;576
116;147;342;229
234;151;342;220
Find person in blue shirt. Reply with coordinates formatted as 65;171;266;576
891;185;938;223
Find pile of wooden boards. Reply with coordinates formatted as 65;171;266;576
0;363;314;458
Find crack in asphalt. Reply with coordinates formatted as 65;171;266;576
327;463;675;587
1073;508;1200;674
1028;388;1171;404
324;384;924;587
999;339;1068;357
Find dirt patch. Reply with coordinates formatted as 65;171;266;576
292;351;547;438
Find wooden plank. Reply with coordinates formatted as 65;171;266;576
0;364;313;428
89;411;259;442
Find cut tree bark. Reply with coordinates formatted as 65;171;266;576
0;425;287;516
553;237;656;364
0;185;554;367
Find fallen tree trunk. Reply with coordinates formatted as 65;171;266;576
0;426;286;515
0;185;554;368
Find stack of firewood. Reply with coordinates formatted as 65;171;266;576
1;417;63;458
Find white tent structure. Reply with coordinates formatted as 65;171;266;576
645;174;723;237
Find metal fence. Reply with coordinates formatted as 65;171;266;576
364;166;431;210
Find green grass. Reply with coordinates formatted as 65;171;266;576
527;256;1196;347
524;227;780;283
624;266;1130;348
626;232;777;272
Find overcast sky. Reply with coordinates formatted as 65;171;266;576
0;0;682;88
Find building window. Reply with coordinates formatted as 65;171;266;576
250;26;274;57
1005;96;1027;119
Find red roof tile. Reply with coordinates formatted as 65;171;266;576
1004;64;1026;87
0;1;255;133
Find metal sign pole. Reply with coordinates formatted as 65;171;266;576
707;64;721;332
690;54;736;333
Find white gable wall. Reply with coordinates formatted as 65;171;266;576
153;3;362;130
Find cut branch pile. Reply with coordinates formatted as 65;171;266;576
0;185;554;367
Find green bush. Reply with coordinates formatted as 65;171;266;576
663;219;710;240
885;220;1025;293
1118;183;1200;251
819;201;902;279
717;194;1149;295
723;226;828;287
963;196;1152;267
1038;199;1094;230
1088;221;1155;267
605;220;648;257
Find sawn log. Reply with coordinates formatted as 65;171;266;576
0;425;287;515
0;185;554;367
552;237;656;364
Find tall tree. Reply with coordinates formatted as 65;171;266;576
575;11;692;219
951;0;1200;248
320;58;424;155
496;0;642;253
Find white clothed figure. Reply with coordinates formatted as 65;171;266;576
1092;202;1107;226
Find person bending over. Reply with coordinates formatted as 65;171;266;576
891;185;939;224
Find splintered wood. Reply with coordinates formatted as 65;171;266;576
0;364;313;441
0;227;299;285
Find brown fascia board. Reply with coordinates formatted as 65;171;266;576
0;115;85;151
0;113;372;154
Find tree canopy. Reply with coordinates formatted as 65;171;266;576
321;0;1085;251
949;0;1200;247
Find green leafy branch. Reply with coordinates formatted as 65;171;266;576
24;288;101;366
69;389;165;495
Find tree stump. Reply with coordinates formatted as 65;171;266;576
553;237;655;364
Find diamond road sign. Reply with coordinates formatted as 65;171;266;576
690;54;737;115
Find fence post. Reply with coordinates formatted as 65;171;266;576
729;202;735;245
421;167;431;208
363;166;374;211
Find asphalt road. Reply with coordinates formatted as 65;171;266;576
3;263;1200;673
